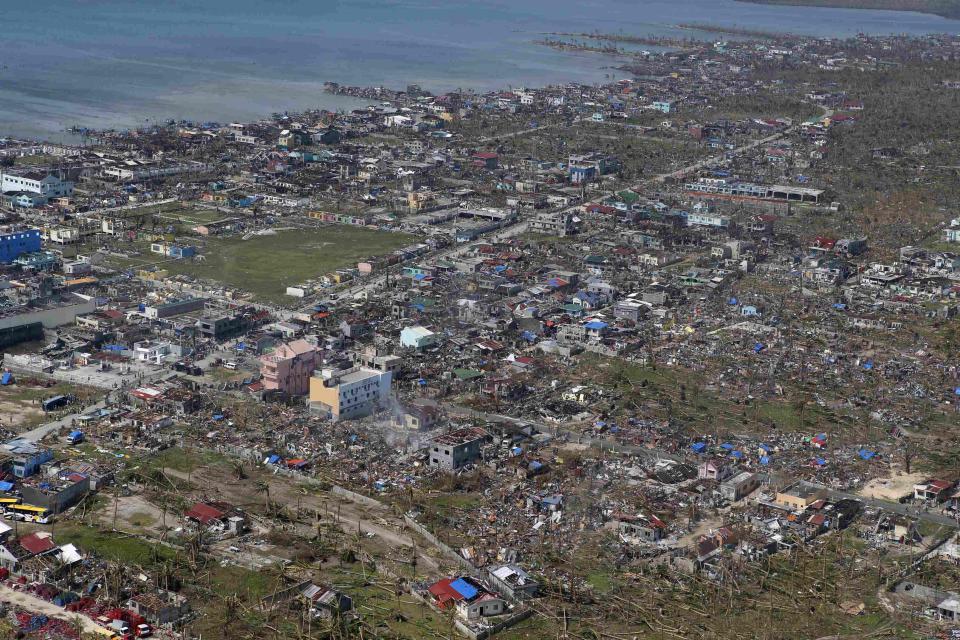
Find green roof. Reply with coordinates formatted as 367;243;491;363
453;368;484;381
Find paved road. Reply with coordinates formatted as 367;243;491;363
810;483;960;529
18;400;109;443
478;118;581;143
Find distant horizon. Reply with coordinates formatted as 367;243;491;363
2;0;957;142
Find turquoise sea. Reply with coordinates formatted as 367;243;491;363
1;0;956;140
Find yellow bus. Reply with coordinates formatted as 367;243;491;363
7;504;51;524
0;498;21;505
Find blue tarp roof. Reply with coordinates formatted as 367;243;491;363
69;430;83;439
731;450;743;459
212;414;224;421
450;578;478;600
728;297;738;305
759;443;772;452
584;321;608;330
267;454;280;464
691;442;707;453
863;360;874;370
0;372;11;385
759;456;771;465
720;443;734;451
0;481;13;492
754;343;766;353
858;449;876;460
815;457;827;466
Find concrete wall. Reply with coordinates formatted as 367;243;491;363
0;297;96;331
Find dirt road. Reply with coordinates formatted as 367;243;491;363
182;464;442;571
0;583;104;634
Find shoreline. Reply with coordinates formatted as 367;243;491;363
737;0;960;20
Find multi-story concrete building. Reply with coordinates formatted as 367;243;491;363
309;366;392;421
427;427;487;470
260;339;320;396
0;171;73;200
0;228;41;263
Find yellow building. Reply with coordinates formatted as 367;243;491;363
775;483;824;511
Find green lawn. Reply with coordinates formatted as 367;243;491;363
56;523;176;567
162;227;416;303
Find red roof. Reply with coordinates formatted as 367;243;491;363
472;152;499;160
19;532;56;555
428;578;462;607
185;502;226;525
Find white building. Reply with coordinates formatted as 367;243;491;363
687;212;730;228
400;325;439;350
0;171;73;200
132;340;173;364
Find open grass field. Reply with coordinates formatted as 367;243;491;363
162;227;416;303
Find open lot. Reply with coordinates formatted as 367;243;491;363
0;381;99;431
162;227;416;303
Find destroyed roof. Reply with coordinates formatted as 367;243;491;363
185;501;234;524
18;532;56;555
432;427;488;446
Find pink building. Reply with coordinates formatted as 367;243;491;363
260;339;319;396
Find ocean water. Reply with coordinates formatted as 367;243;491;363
0;0;956;141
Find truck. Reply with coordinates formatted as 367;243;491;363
109;619;130;635
67;430;84;445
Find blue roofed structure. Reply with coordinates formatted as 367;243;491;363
450;578;478;600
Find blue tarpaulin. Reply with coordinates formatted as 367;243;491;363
450;578;478;600
720;443;734;451
731;450;743;459
759;443;772;452
728;297;738;305
754;343;766;353
0;372;11;385
760;456;771;465
863;360;874;370
212;414;224;421
858;449;876;460
267;454;280;464
691;442;707;453
584;321;608;330
814;457;827;466
0;481;13;492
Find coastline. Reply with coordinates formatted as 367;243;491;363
737;0;960;19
